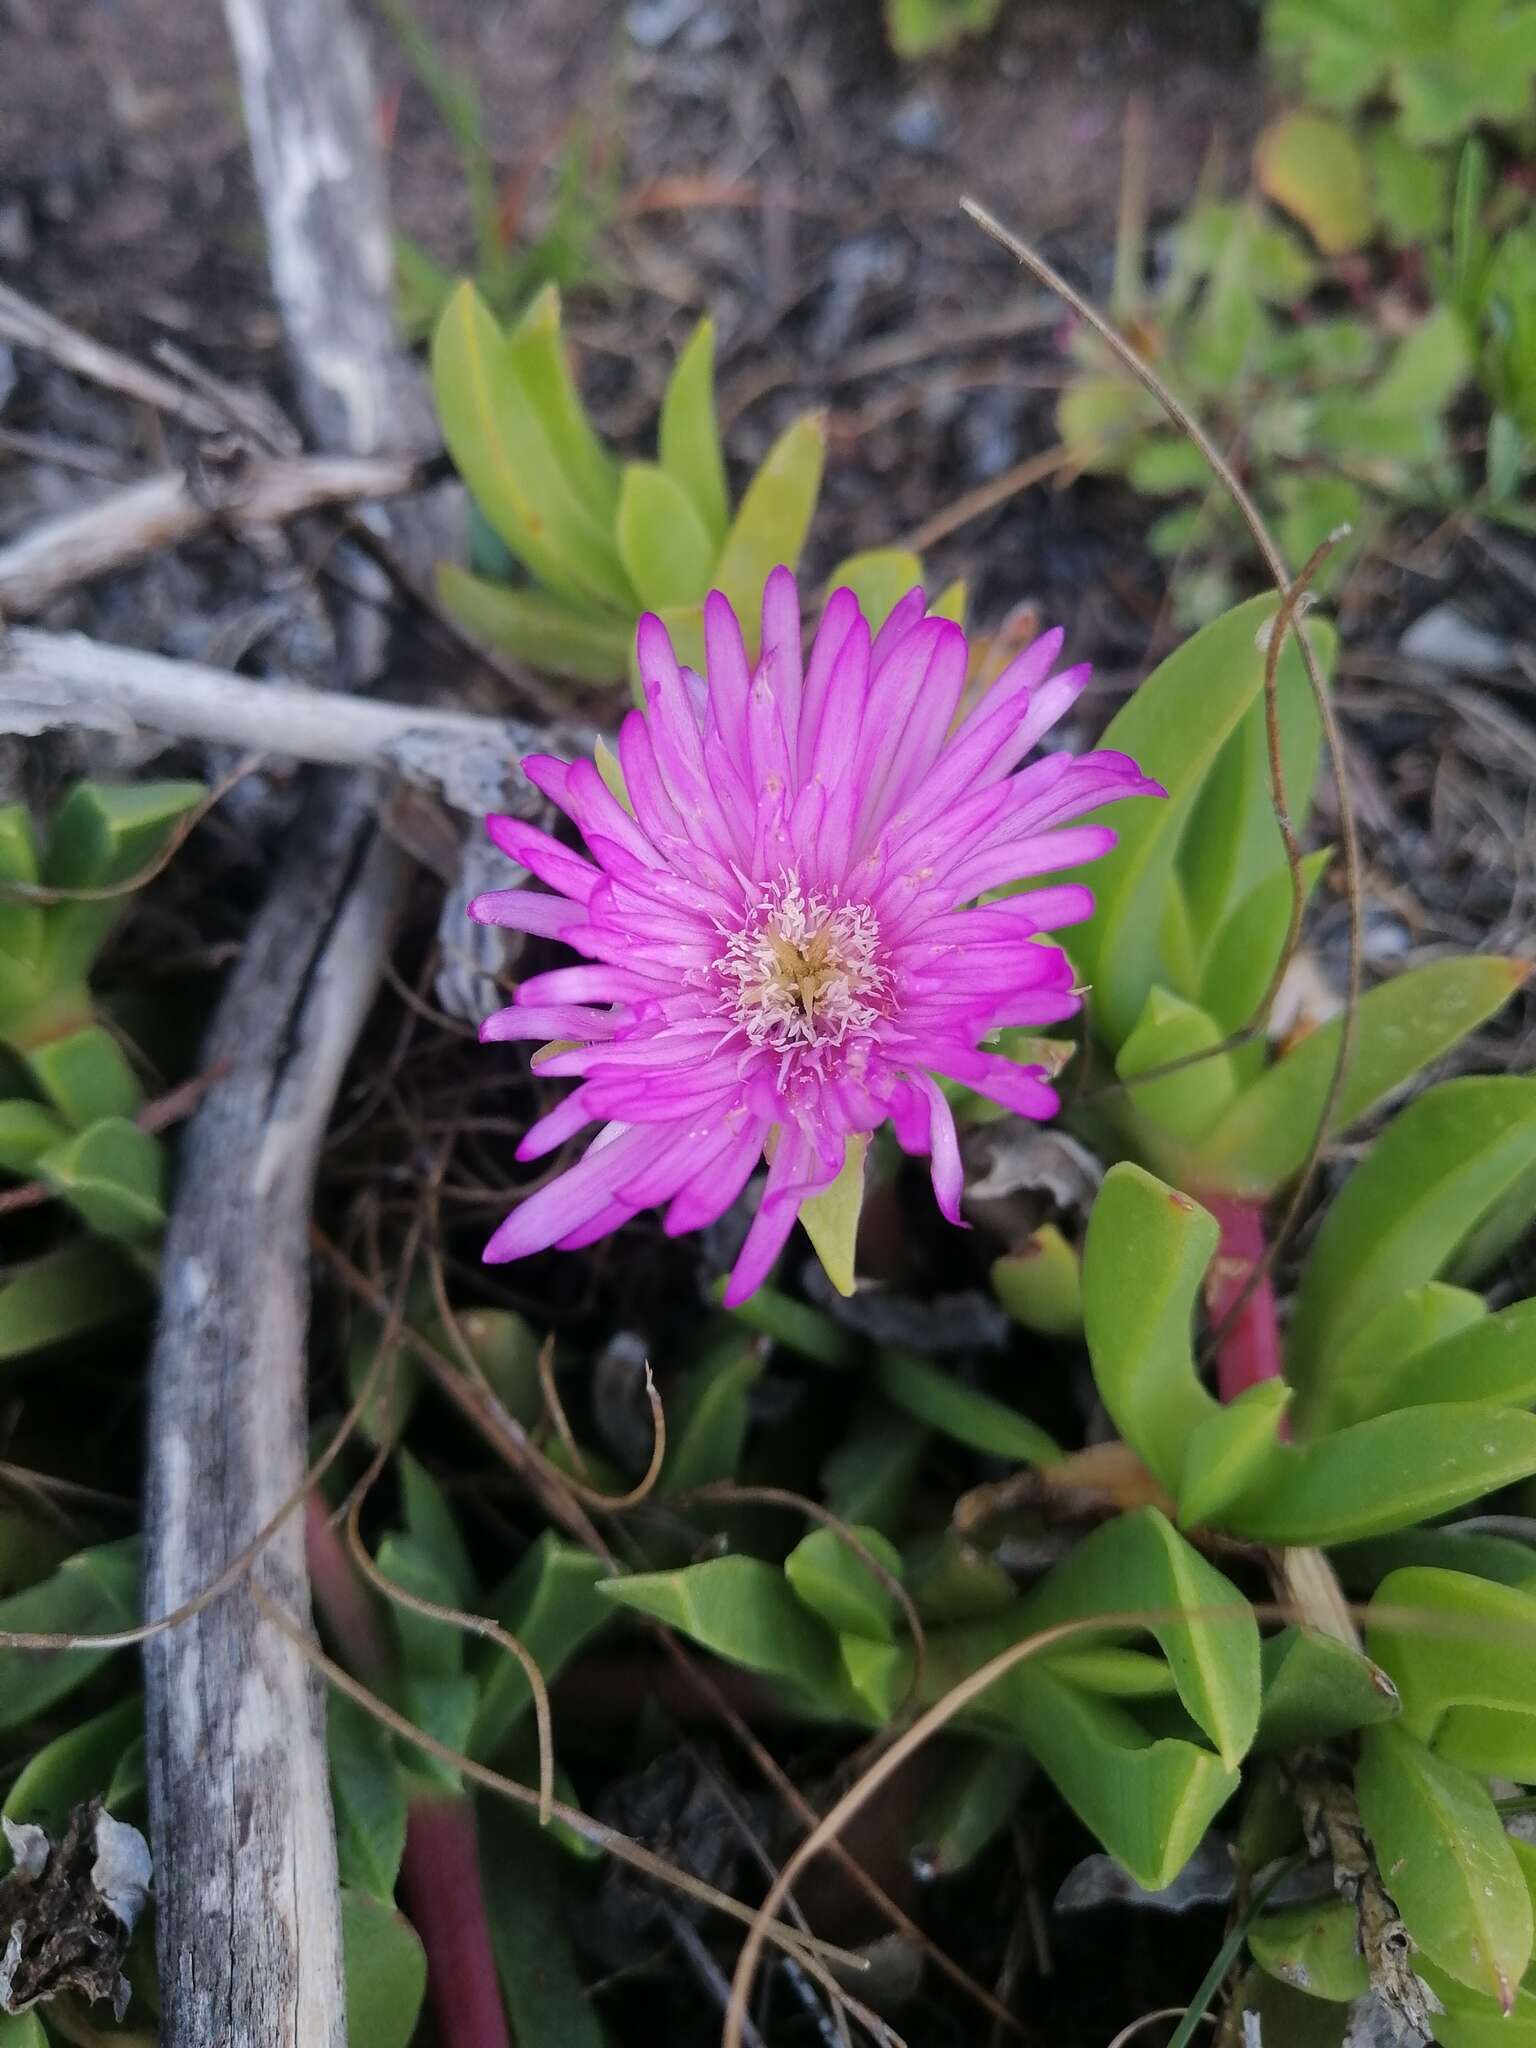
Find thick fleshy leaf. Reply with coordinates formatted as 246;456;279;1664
597;1555;853;1715
874;1349;1063;1467
1082;1164;1220;1492
821;1404;927;1536
0;1539;138;1731
1177;619;1330;961
35;1116;164;1242
711;413;825;625
431;281;632;610
39;778;203;991
1197;848;1332;1074
1058;593;1319;1046
904;1530;1016;1624
502;283;620;523
1115;986;1239;1153
341;1887;428;2048
1368;1567;1536;1778
0;1099;69;1173
436;562;632;685
657;1333;764;1495
330;1692;407;1901
1313;1282;1490;1432
1253;1627;1399;1752
987;1663;1240;1891
1380;1296;1536;1417
375;1533;466;1681
797;1134;867;1298
911;1742;1034;1879
1355;1720;1532;2007
1177;1379;1290;1530
1226;1405;1536;1545
1196;961;1531;1199
824;549;925;635
0;1241;145;1367
1249;1895;1368;2002
480;1802;607;2048
658;317;729;547
2;1694;142;1834
24;1026;144;1126
991;1225;1083;1340
1014;1507;1261;1768
399;1453;477;1607
615;461;716;611
470;1533;611;1761
1288;1077;1536;1400
785;1524;902;1643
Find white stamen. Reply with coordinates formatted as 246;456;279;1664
711;871;888;1059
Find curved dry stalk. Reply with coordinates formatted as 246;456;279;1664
338;1469;557;1827
1107;2009;1211;2048
251;1587;874;1979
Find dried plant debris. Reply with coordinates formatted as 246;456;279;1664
0;1800;152;2022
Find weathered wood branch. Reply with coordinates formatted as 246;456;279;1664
0;282;229;434
140;1;457;2042
0;451;429;616
0;625;573;815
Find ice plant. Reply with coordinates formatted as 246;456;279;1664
469;569;1162;1305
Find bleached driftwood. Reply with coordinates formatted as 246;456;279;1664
0;283;229;435
139;2;463;2043
0;452;428;617
0;625;564;817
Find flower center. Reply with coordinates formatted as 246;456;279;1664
713;872;888;1053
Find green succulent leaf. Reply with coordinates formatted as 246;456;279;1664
39;778;203;991
615;461;717;611
0;1538;139;1731
3;1693;143;1835
23;1026;144;1126
824;549;926;635
502;283;620;524
0;1098;70;1172
711;413;826;628
1115;986;1239;1153
1356;1720;1532;2006
1311;1282;1490;1432
1082;1163;1220;1493
990;1225;1084;1341
658;317;729;548
820;1404;928;1537
480;1802;608;2048
471;1534;612;1762
1015;1507;1261;1769
658;1334;765;1496
1195;960;1531;1199
798;1132;867;1299
1254;1627;1399;1752
1227;1405;1536;1545
1368;1567;1536;1779
785;1524;902;1643
375;1532;466;1682
431;281;633;613
35;1116;164;1242
883;0;1004;58
0;1240;145;1368
597;1555;853;1716
329;1692;407;1901
1061;593;1324;1047
1177;1379;1291;1530
341;1886;428;2048
1249;1895;1369;2002
435;563;633;685
1288;1076;1536;1401
904;1530;1017;1625
1378;1296;1536;1418
874;1349;1063;1468
911;1742;1033;1880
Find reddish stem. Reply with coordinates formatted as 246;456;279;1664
399;1794;512;2048
304;1496;512;2048
1199;1194;1284;1405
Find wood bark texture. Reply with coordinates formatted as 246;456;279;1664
141;0;442;2041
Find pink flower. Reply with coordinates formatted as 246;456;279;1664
470;571;1162;1305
